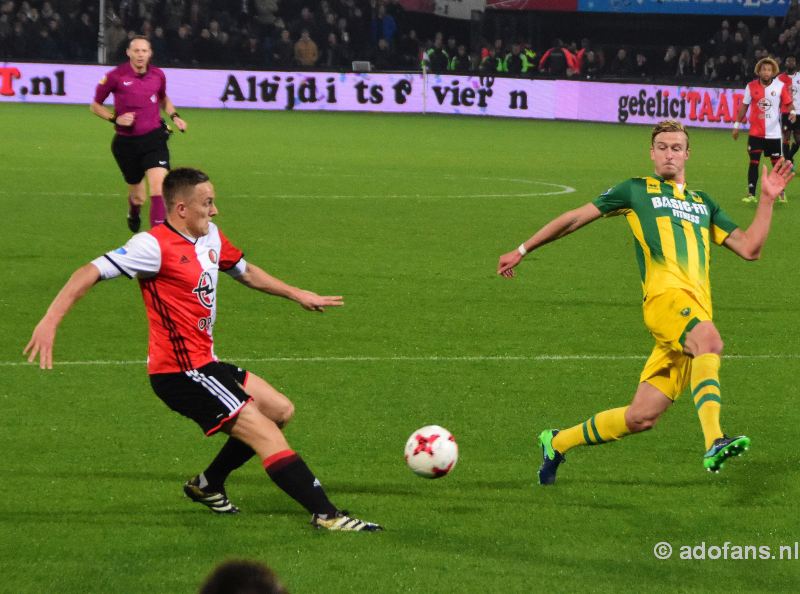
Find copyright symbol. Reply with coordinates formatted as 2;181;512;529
653;541;672;560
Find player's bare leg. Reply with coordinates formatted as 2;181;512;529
244;373;295;428
145;166;168;226
225;404;382;531
185;373;296;513
127;181;146;232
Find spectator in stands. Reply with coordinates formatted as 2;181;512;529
273;28;293;67
294;28;318;66
424;33;449;72
68;12;94;61
733;30;748;58
583;49;602;79
710;19;731;51
690;44;704;78
504;41;531;76
446;34;457;60
240;35;265;68
729;53;745;81
170;23;195;65
0;14;11;59
609;47;633;77
290;6;317;43
480;46;501;73
676;48;691;79
321;32;348;67
36;25;60;60
151;25;169;64
774;31;791;58
370;4;396;48
634;51;649;78
714;27;735;57
372;37;395;69
716;53;734;81
704;56;718;82
539;39;568;77
163;0;184;34
736;20;751;43
760;16;781;50
397;29;420;68
194;28;216;64
661;45;678;76
785;0;800;29
449;44;471;72
493;38;505;59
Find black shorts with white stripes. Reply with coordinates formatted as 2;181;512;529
150;361;251;436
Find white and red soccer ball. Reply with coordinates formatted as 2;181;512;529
404;425;458;478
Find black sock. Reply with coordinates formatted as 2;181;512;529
790;143;800;161
264;450;337;516
203;437;255;491
748;161;759;195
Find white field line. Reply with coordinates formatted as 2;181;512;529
0;178;576;200
4;353;799;367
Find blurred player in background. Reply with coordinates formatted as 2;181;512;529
25;168;382;532
732;57;794;203
90;35;188;232
497;120;794;484
779;55;800;162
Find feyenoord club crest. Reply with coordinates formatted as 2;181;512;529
208;249;218;264
192;271;215;308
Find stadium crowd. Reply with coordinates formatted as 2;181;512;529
2;0;800;84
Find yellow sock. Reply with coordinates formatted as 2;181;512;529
551;407;630;454
691;353;723;450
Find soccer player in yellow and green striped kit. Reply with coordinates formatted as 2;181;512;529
497;120;794;483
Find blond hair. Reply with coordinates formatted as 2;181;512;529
754;57;779;77
651;120;689;149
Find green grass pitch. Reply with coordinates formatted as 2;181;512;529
2;103;799;593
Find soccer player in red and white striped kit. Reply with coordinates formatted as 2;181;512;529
24;168;382;532
732;57;795;203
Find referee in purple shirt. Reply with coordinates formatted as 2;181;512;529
90;36;188;232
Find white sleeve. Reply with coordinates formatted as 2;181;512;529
91;233;162;280
223;257;247;278
742;84;751;106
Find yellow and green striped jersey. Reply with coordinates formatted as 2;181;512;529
592;175;738;315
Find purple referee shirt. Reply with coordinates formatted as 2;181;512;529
93;62;167;137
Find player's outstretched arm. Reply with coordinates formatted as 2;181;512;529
236;262;343;312
723;158;795;260
24;263;101;369
497;202;602;278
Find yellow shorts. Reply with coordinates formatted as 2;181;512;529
639;290;712;401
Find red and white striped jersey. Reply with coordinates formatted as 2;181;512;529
91;222;246;374
743;78;793;139
779;71;800;112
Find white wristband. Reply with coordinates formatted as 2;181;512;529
517;244;528;256
792;110;797;116
733;122;740;129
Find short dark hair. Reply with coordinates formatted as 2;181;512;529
199;560;287;594
163;167;210;208
128;34;151;48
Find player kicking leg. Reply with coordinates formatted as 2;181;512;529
167;363;382;531
183;368;292;514
537;317;750;484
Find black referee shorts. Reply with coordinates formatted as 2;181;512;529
150;361;252;436
111;125;171;185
